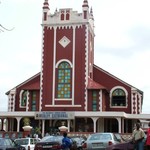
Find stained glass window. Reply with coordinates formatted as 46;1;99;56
112;89;125;96
31;91;36;111
21;91;27;106
92;91;97;111
57;62;71;98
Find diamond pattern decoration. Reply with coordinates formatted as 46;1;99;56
59;36;70;48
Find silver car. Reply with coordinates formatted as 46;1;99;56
15;138;41;150
82;132;121;150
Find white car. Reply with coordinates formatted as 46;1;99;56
15;138;41;150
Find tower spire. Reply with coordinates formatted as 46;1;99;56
82;0;89;8
42;0;49;21
82;0;89;19
90;7;94;20
43;0;49;10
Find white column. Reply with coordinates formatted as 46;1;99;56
122;118;124;134
67;120;71;132
116;117;121;133
91;117;99;133
15;117;22;132
42;120;45;137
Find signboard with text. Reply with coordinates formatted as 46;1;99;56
35;112;75;120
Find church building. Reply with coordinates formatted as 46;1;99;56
3;0;144;136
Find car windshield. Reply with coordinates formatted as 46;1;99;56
15;139;29;145
0;139;13;146
114;133;122;141
72;137;79;140
89;134;112;141
41;136;63;142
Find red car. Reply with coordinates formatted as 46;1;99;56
34;135;77;150
106;140;134;150
106;137;146;150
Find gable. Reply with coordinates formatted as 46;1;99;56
93;64;143;95
6;73;40;95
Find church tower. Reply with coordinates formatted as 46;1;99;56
40;0;95;111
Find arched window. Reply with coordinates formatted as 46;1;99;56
66;10;70;20
31;91;37;111
56;62;71;98
111;88;126;106
92;91;97;111
61;11;64;20
21;90;27;107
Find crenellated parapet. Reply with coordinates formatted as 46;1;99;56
42;0;94;31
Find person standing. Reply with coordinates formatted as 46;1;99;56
61;132;72;150
132;122;145;150
146;122;150;150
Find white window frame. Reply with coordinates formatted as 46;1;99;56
110;86;128;108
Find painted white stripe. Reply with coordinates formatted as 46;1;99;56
72;26;76;105
45;105;81;107
52;27;57;105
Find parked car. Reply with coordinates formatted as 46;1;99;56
70;136;86;150
34;135;77;150
12;140;26;150
82;132;122;150
15;138;41;150
106;133;147;150
0;137;25;150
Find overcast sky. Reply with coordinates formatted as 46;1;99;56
0;0;150;113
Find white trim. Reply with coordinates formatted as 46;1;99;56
45;105;81;107
131;90;138;114
59;36;70;48
19;90;26;108
52;27;57;105
138;93;142;113
109;86;128;108
55;59;73;103
40;26;45;111
8;89;16;112
1;111;150;121
72;26;76;105
55;59;73;68
84;24;88;111
1;111;150;120
55;98;72;101
26;91;29;112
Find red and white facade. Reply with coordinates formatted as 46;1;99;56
1;0;147;136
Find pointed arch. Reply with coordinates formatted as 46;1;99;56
56;59;73;68
19;90;27;107
55;60;72;99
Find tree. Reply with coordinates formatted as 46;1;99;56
0;1;14;32
23;117;31;126
0;24;14;32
